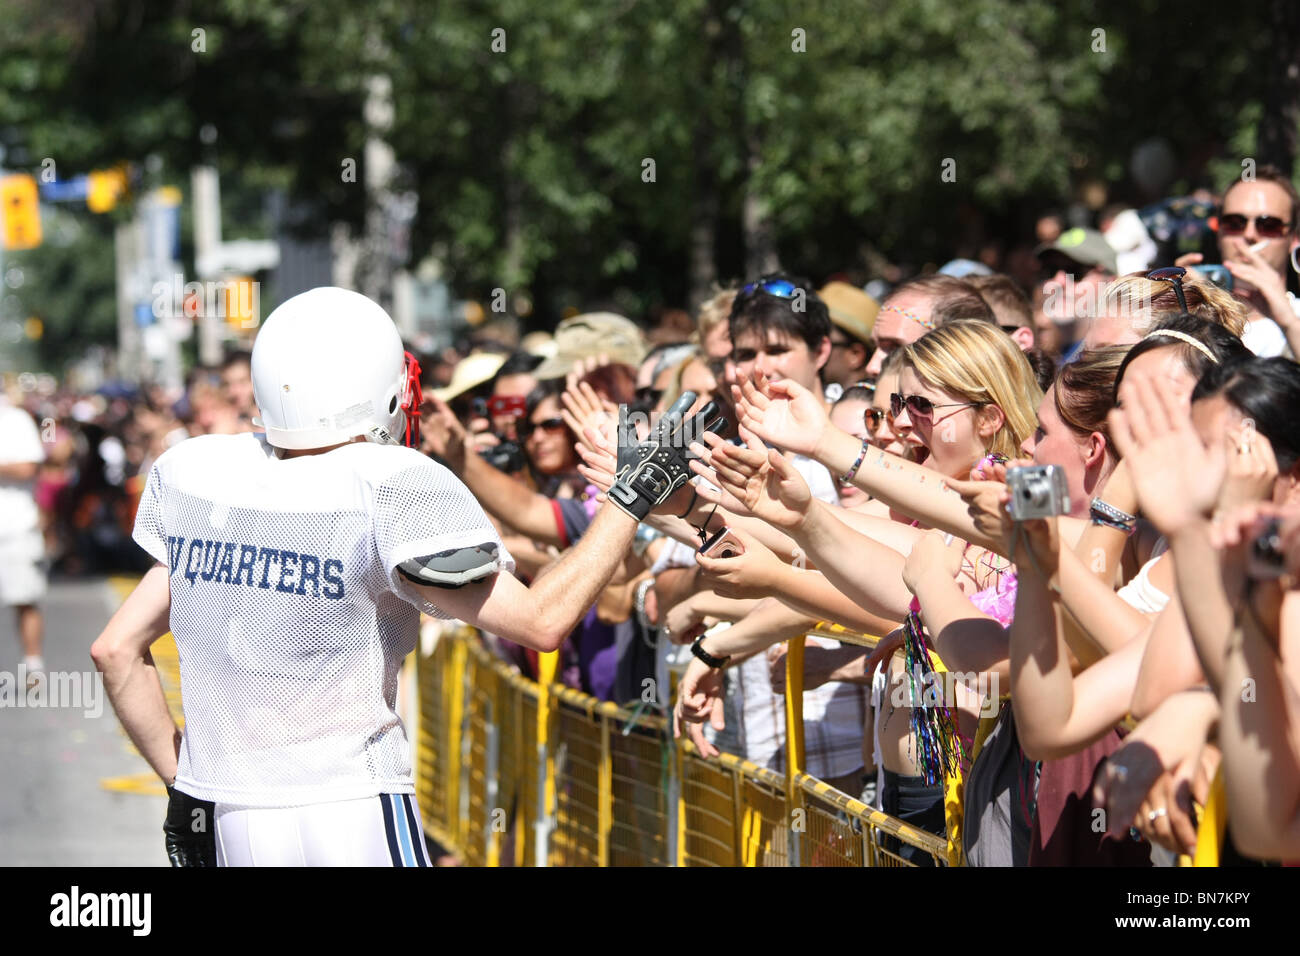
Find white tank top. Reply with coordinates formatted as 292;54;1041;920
132;433;513;807
1115;537;1170;614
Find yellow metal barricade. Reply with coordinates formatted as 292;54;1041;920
414;625;947;867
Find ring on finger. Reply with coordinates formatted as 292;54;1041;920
1147;807;1168;822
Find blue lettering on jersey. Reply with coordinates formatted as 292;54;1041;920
170;536;344;598
233;545;258;586
199;540;221;581
322;559;344;599
256;547;278;589
215;542;237;583
296;553;321;597
275;551;299;593
166;535;187;571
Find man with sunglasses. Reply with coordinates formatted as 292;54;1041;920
1180;165;1300;358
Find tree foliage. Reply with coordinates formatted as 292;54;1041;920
0;0;1290;366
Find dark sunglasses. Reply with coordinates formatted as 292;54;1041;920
890;392;983;422
865;408;886;431
1040;255;1090;284
1217;213;1292;238
1146;265;1189;315
518;417;567;439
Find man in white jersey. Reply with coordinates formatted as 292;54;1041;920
91;287;722;867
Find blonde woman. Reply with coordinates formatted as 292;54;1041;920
1084;268;1249;348
680;321;1043;862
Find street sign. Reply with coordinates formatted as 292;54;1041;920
39;175;89;203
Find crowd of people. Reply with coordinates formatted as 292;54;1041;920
11;162;1300;867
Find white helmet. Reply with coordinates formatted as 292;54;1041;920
252;287;422;450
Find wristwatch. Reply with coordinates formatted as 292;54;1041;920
691;634;731;670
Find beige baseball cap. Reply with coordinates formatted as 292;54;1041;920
432;351;508;401
531;312;647;380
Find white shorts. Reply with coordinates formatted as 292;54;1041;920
214;794;433;867
0;530;46;606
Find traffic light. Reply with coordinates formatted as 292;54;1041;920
87;167;128;213
2;174;42;250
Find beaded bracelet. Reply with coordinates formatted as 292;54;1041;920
1090;497;1136;535
839;438;870;487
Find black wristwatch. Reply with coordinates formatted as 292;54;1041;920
691;634;731;670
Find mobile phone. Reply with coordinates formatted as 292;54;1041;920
698;526;745;559
1191;264;1233;293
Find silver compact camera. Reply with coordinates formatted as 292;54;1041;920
1006;465;1070;521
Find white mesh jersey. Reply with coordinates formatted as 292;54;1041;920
132;432;514;808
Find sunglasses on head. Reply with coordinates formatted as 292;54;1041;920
739;277;801;301
889;392;983;422
518;417;567;440
1146;265;1189;315
1216;213;1292;238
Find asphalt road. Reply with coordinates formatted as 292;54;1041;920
0;577;168;866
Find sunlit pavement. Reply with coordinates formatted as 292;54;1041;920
0;577;168;866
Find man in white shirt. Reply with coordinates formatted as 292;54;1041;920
0;399;47;683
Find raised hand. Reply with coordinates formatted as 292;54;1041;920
731;369;834;459
1216;420;1278;512
1224;237;1294;324
663;597;708;646
561;380;619;452
576;424;618;493
1109;368;1226;536
421;394;468;470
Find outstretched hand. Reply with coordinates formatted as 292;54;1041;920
731;369;834;460
696;524;788;600
691;425;812;531
421;394;469;470
673;656;727;758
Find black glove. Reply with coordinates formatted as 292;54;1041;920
163;784;218;867
607;391;726;521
